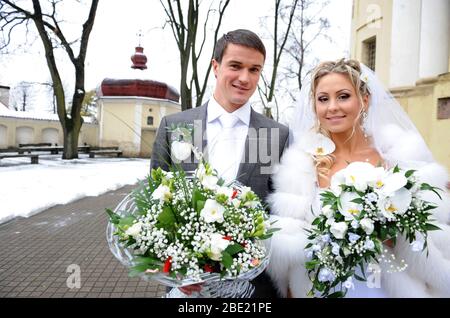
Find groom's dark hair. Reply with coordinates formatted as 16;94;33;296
213;29;266;63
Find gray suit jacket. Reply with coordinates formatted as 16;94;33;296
150;102;289;297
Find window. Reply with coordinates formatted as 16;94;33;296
437;97;450;119
147;116;154;126
363;37;376;71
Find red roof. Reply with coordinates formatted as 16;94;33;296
100;78;179;102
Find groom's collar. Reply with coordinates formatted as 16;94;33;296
207;96;251;126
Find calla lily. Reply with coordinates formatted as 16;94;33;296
171;140;192;161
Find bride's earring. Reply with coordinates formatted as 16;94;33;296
361;110;368;138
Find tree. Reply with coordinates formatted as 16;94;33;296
10;81;37;111
258;0;330;120
281;0;330;99
81;88;97;117
258;0;299;120
160;0;231;111
0;0;99;159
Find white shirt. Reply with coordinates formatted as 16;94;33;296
206;96;250;183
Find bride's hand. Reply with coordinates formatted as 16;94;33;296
179;283;203;295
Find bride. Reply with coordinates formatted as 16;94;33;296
266;59;450;297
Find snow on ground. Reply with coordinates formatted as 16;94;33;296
0;154;150;224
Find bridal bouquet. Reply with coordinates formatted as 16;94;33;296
106;159;275;286
305;162;441;297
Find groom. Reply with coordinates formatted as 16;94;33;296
150;29;289;298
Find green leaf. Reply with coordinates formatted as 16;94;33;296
327;291;345;298
393;165;400;173
105;208;120;224
225;243;245;256
420;183;442;200
119;216;135;228
192;188;207;212
351;198;365;204
425;223;441;231
134;256;162;266
129;264;150;277
405;169;416;178
221;251;233;269
354;274;366;282
157;206;176;229
312;218;322;226
305;260;320;270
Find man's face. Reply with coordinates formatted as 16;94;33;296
212;43;264;112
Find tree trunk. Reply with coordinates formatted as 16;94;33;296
62;121;81;159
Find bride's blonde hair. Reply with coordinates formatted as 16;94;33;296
310;58;371;178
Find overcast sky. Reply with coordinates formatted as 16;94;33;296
0;0;352;111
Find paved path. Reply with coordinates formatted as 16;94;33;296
0;184;166;298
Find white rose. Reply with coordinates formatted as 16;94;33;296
125;221;143;238
321;205;334;218
360;218;375;235
171;140;192;161
200;199;225;223
330;221;348;239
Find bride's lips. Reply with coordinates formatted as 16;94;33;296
326;115;346;123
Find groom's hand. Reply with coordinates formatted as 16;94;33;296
179;283;203;295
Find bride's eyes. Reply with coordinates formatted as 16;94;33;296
338;94;350;100
318;96;328;103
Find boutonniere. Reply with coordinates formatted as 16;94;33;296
167;123;194;161
300;131;335;156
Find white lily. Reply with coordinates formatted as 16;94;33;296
200;199;225;223
378;188;412;219
171;140;192;161
152;184;172;202
339;192;363;220
300;131;336;156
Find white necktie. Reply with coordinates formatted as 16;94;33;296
210;113;240;183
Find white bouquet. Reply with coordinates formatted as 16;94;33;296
106;157;276;297
306;162;441;297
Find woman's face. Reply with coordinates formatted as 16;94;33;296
314;72;368;135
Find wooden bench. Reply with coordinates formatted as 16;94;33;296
89;150;123;158
0;154;39;164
